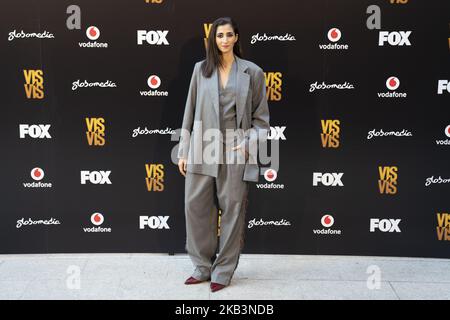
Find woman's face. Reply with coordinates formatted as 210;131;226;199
215;24;238;55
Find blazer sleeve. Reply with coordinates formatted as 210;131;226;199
244;67;270;155
177;62;199;159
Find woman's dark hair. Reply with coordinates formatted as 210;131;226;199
201;17;243;78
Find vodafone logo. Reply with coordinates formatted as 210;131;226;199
321;215;334;227
23;167;52;188
90;212;104;226
86;26;100;40
83;212;111;232
313;214;342;235
31;167;44;181
437;125;450;146
264;169;277;182
319;28;348;50
257;168;285;190
378;76;406;98
140;74;168;97
78;25;107;48
327;28;341;42
147;75;161;89
386;76;400;90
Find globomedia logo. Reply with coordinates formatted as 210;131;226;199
377;76;407;98
425;175;450;187
367;128;413;139
23;167;52;188
139;75;168;96
8;30;54;41
436;125;450;146
16;217;61;229
250;32;296;44
132;126;176;138
78;26;108;48
319;28;349;50
72;80;116;91
313;214;342;235
309;81;354;92
247;218;291;229
256;169;285;190
83;212;111;232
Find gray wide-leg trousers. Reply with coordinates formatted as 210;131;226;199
184;152;249;285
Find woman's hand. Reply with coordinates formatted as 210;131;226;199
232;145;249;162
178;158;187;177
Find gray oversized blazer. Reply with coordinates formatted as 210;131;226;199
177;55;270;183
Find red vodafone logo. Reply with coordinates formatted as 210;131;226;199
264;169;277;182
147;75;161;89
327;28;341;42
30;167;44;181
386;76;400;90
91;212;104;226
445;125;450;138
86;26;100;40
321;214;334;228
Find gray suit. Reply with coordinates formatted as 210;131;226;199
178;55;270;182
178;56;270;286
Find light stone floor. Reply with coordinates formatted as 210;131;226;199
0;253;449;300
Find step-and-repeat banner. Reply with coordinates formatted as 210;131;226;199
1;0;449;257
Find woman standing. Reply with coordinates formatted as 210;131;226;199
177;17;270;292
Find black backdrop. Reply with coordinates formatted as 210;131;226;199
1;0;449;258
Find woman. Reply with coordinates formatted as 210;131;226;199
177;17;270;292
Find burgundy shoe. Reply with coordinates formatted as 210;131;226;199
184;276;209;285
210;282;227;292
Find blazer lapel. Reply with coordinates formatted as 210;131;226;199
206;67;220;121
206;56;250;128
235;56;250;128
